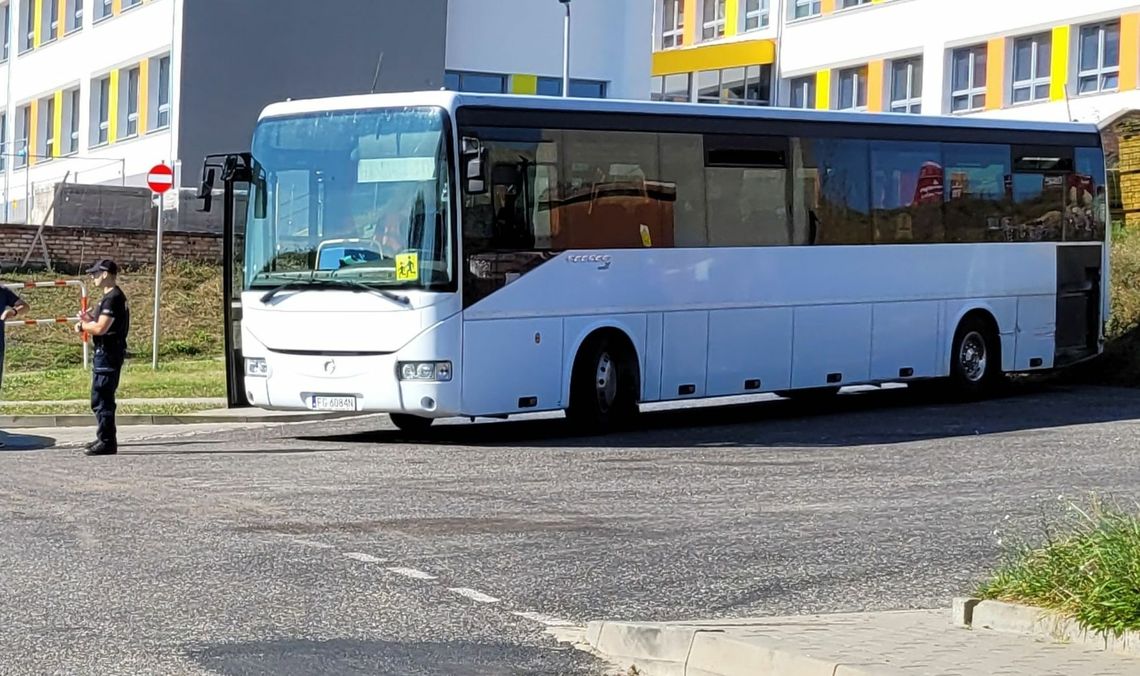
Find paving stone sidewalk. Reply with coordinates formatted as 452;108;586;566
586;609;1140;676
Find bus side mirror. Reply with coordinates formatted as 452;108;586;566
197;168;216;212
462;137;486;195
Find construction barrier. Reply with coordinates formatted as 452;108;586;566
2;280;89;369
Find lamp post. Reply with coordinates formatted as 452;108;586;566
559;0;571;97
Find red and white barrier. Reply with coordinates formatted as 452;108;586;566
3;280;90;369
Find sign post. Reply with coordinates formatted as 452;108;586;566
147;163;174;370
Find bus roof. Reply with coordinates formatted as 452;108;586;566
259;90;1102;137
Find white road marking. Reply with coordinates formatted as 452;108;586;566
291;539;334;549
512;611;575;627
343;552;386;563
448;587;500;603
386;566;437;580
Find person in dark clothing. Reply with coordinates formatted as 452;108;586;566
75;260;129;456
0;286;29;449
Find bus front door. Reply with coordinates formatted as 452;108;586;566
199;153;253;409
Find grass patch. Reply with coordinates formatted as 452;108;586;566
0;402;216;416
978;496;1140;636
2;260;223;372
0;360;225;401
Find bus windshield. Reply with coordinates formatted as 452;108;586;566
244;106;454;290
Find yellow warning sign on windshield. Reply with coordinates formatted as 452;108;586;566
395;252;419;281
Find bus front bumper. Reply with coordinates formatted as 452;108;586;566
243;352;461;418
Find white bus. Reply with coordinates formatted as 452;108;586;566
200;91;1110;432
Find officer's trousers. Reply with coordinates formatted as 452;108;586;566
91;348;123;445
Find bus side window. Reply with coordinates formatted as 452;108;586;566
869;141;943;244
796;138;872;245
943;143;1012;243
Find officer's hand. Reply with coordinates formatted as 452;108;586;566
74;321;84;334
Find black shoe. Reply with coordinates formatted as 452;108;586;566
84;442;117;456
84;440;98;451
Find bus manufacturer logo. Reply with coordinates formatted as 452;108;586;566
323;360;336;375
567;254;612;270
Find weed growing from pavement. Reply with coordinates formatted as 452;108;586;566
978;494;1140;636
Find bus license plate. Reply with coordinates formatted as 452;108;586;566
312;395;357;412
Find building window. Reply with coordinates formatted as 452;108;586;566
697;65;771;105
95;0;111;22
950;45;987;113
93;75;110;146
1078;21;1120;95
1012;33;1051;104
839;0;870;7
155;55;171;129
16;104;29;167
65;87;79;154
124;66;140;137
122;0;140;9
702;0;725;40
661;0;684;48
837;66;868;111
1;3;10;61
19;0;33;52
442;70;507;93
744;0;768;30
66;0;82;33
41;0;58;43
535;77;608;98
792;0;820;19
890;58;922;113
0;112;6;170
789;76;815;108
652;72;692;101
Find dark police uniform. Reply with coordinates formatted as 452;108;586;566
0;286;24;392
90;278;129;451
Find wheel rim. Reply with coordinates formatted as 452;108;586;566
959;331;988;383
595;351;618;413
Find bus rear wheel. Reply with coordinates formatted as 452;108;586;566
567;334;639;431
390;413;433;434
950;316;1001;398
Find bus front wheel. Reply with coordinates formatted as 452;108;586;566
950;316;1001;398
567;334;639;431
390;413;433;434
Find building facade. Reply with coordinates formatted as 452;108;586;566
0;0;650;230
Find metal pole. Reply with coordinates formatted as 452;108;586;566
561;1;571;97
150;191;163;369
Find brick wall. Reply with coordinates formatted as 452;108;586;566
0;223;222;271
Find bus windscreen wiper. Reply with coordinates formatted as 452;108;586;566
259;279;410;307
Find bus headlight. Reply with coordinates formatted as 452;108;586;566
245;357;269;377
398;361;452;382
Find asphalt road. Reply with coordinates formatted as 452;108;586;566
3;383;1140;675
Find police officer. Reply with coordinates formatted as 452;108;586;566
0;285;29;449
75;259;129;456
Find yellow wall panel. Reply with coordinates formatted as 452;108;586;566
28;100;38;166
985;37;1005;110
1050;25;1070;101
56;0;66;38
511;74;537;95
815;70;831;110
866;60;884;112
682;0;697;46
651;38;776;76
52;91;62;157
112;0;121;15
33;0;42;47
1121;14;1140;91
108;69;119;143
724;0;739;37
821;0;836;15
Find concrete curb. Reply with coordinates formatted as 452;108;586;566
953;597;1140;658
0;411;362;428
584;620;903;676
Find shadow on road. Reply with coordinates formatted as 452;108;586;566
299;382;1140;449
0;432;56;451
186;638;589;676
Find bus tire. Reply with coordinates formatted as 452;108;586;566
567;333;639;431
390;413;433;434
950;315;1001;398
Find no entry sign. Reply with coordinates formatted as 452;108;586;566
147;163;174;194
